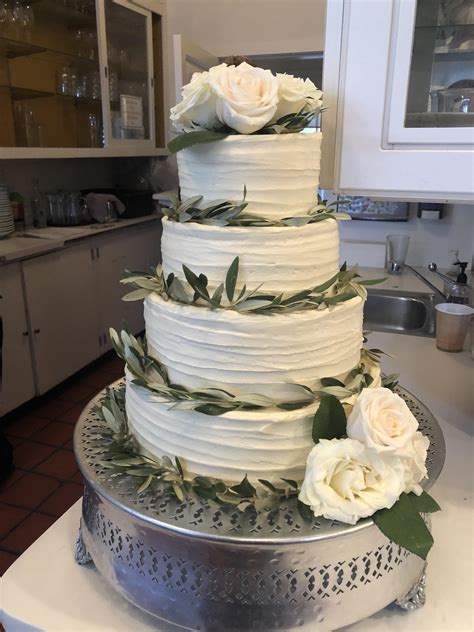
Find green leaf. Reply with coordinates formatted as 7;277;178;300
137;474;153;494
167;130;229;154
225;256;239;302
258;479;277;492
408;491;441;514
358;277;388;286
373;493;435;560
194;403;231;416
312;394;347;443
320;377;346;388
182;265;210;302
280;478;298;490
297;500;314;524
122;288;151;302
230;474;257;498
210;283;225;308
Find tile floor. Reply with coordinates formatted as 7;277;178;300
0;352;124;577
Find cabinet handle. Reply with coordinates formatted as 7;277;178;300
22;331;29;336
91;247;95;261
33;328;40;334
96;247;100;259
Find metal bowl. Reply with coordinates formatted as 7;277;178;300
74;383;445;631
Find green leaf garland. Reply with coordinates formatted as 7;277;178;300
167;130;229;154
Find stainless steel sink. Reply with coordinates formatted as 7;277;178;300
364;289;436;337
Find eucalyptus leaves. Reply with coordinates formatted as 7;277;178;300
121;260;385;315
109;327;383;416
163;189;350;228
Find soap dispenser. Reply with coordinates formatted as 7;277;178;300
447;262;471;305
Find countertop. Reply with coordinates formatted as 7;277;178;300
0;330;472;631
0;214;161;264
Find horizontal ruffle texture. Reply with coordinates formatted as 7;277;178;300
144;293;364;402
176;132;322;221
161;217;340;294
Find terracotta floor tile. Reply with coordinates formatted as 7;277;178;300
5;415;50;439
13;441;56;471
35;449;78;480
33;398;75;421
4;435;23;447
56;383;98;404
0;503;30;538
39;482;83;516
0;469;26;491
64;438;73;449
0;550;18;575
0;472;60;509
71;470;84;484
30;421;74;447
56;404;86;426
1;512;56;553
76;370;112;389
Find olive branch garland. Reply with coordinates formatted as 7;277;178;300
110;326;391;417
94;385;301;511
162;189;351;228
120;260;386;315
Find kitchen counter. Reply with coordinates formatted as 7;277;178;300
358;266;447;294
0;214;161;264
1;331;472;631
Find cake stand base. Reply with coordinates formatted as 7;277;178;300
74;383;445;631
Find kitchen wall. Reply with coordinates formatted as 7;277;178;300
340;204;473;269
166;0;326;58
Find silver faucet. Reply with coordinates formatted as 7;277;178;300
404;264;448;301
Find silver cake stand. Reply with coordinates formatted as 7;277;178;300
74;382;445;631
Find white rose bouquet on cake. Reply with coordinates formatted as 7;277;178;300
169;62;323;152
299;387;439;559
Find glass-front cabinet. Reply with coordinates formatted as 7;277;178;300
0;0;166;156
405;0;474;129
322;0;474;201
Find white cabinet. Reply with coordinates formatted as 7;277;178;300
0;263;36;415
95;221;162;349
23;244;100;394
321;0;474;201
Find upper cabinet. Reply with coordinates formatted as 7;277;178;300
321;0;474;202
0;0;167;158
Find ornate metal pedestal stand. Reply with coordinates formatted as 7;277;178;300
74;384;445;631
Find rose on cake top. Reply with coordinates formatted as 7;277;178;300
170;62;323;136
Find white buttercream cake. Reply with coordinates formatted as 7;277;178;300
126;132;378;484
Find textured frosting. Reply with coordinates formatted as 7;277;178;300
177;132;322;221
144;294;364;402
161;217;340;294
126;364;381;484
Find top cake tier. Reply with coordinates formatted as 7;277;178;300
177;132;322;221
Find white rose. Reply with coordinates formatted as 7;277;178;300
209;62;279;134
274;74;323;120
299;439;405;525
399;431;430;495
347;387;418;454
170;71;218;131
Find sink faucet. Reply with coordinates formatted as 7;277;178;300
404;265;448;301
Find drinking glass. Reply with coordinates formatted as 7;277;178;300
386;234;410;274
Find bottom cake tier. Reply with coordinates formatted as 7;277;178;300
74;382;445;632
125;363;381;484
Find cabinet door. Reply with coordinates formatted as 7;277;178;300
23;244;100;394
0;263;36;415
321;0;474;201
96;221;161;348
97;0;155;150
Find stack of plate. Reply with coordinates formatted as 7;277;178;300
0;185;15;238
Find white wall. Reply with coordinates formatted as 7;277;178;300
340;205;473;269
166;0;326;57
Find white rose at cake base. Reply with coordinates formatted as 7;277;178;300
299;387;430;523
299;438;405;525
